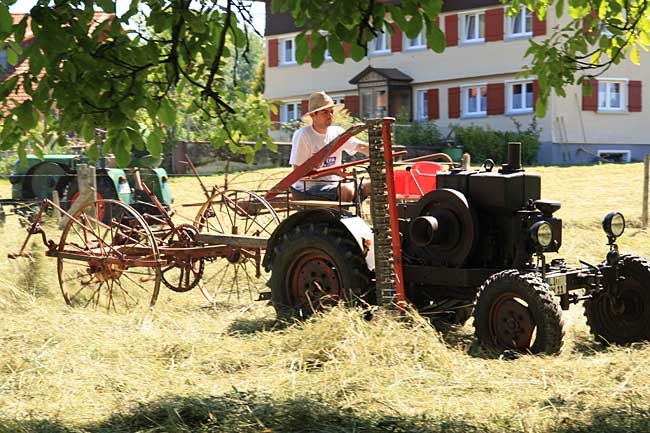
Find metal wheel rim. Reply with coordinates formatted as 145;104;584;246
194;189;279;303
488;292;536;350
286;249;343;311
160;224;205;292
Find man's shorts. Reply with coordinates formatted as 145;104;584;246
290;183;339;201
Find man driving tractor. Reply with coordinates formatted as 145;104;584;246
289;91;370;202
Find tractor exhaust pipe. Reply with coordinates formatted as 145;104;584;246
409;216;439;247
502;142;522;173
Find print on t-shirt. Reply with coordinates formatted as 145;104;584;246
322;156;336;168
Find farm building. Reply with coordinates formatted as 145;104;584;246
263;0;650;165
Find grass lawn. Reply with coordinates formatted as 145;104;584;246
1;162;649;433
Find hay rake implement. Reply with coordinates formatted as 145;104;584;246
8;180;279;312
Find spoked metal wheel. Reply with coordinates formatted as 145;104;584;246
57;199;161;313
159;224;205;293
194;189;279;303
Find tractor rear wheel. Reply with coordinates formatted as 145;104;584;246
584;255;650;345
267;223;372;320
473;270;565;355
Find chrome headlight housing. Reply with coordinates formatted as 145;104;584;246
602;211;625;238
530;221;553;248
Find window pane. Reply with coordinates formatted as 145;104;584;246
284;40;293;62
598;83;607;108
287;104;295;119
515;11;524;33
467;88;477;112
512;84;523;109
525;10;533;32
419;91;428;119
511;13;520;34
610;83;621;108
478;14;485;38
525;83;534;108
480;87;487;111
466;15;476;39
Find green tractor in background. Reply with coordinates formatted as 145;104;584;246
3;153;173;222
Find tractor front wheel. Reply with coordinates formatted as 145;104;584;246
267;223;372;320
473;270;565;355
584;255;650;345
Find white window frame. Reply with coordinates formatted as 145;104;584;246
598;149;631;162
460;11;485;44
598;79;627;113
279;37;296;66
368;26;391;55
416;89;429;121
506;80;535;114
405;28;427;50
461;84;487;118
280;101;301;123
506;8;533;39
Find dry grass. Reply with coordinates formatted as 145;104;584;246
1;162;650;433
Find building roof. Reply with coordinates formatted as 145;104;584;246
1;12;115;113
349;66;413;85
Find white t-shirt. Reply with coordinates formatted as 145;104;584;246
289;125;362;192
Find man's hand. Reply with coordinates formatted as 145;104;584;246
356;142;369;156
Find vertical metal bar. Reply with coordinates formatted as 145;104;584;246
381;118;406;309
641;155;650;228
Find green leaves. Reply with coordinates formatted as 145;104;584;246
426;25;446;53
14;101;38;130
0;3;12;38
157;99;176;127
95;0;116;14
327;35;345;63
295;32;309;63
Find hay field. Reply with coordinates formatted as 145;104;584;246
1;163;650;433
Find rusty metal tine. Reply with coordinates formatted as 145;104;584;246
140;182;173;229
10;199;52;258
184;154;212;201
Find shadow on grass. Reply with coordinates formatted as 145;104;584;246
3;391;650;433
227;317;290;335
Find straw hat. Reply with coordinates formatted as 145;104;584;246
301;91;344;123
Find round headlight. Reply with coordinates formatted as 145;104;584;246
530;221;553;248
603;211;625;238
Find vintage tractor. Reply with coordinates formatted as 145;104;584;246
3;153;173;220
262;118;650;355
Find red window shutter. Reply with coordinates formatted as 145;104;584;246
268;39;278;67
487;83;505;115
270;104;280;129
445;15;458;47
448;87;460;118
344;95;359;116
582;79;599;111
343;42;351;58
427;88;439;120
532;14;546;36
301;100;309;116
533;80;539;110
485;8;504;42
629;80;642;112
391;22;402;52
